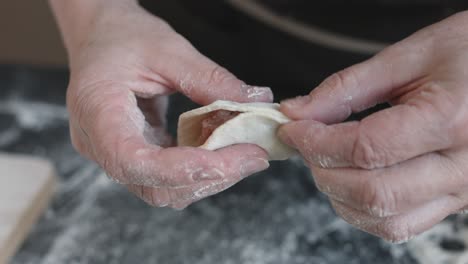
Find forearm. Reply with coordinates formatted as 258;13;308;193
48;0;138;55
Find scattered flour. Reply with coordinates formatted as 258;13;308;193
408;217;468;264
0;100;68;131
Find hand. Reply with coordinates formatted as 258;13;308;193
64;3;273;209
279;11;468;242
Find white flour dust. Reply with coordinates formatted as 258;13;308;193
0;127;21;147
0;100;68;131
408;217;468;264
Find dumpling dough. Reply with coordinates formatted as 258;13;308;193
177;100;296;160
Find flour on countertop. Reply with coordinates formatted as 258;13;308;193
0;100;68;131
3;66;463;264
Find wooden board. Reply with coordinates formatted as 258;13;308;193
0;153;56;264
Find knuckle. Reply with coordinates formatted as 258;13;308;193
415;82;453;119
106;137;142;184
442;157;466;183
323;68;359;90
352;127;388;169
202;65;235;88
358;177;397;217
178;66;229;94
99;136;135;184
100;154;125;182
97;146;126;183
411;82;459;143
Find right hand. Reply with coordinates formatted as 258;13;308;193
65;2;273;209
279;11;468;242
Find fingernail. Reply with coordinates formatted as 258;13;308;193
192;168;225;181
241;84;274;102
277;126;294;147
239;158;270;178
281;95;311;110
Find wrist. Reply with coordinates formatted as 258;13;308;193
49;0;139;58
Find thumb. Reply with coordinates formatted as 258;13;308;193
157;43;273;105
280;41;430;124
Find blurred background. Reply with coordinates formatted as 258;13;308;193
1;1;468;263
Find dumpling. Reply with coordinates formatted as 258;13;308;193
177;100;296;160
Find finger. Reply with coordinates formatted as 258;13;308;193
128;178;238;209
330;195;464;243
127;184;170;207
152;38;273;104
279;97;454;169
169;179;240;209
75;86;270;187
311;152;468;217
119;144;269;187
280;37;431;124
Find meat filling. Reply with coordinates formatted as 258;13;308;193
198;110;240;145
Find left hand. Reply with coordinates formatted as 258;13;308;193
278;11;468;242
62;2;273;209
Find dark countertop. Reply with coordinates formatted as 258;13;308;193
1;64;466;263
